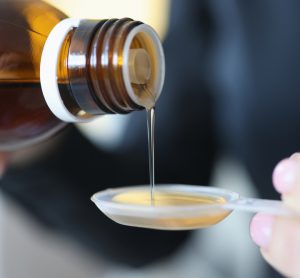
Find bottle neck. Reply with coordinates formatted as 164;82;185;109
42;18;165;122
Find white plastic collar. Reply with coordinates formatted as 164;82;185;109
40;18;90;122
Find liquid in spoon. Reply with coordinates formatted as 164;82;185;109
110;188;231;230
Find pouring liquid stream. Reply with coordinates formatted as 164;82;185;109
147;107;155;205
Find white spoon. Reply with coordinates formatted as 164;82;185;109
91;184;296;230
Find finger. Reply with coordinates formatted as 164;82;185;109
251;213;300;278
273;156;298;193
273;155;300;211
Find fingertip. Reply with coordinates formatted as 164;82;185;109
290;152;300;161
272;158;298;193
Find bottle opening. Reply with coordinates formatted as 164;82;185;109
122;24;165;110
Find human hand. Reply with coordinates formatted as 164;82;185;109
250;153;300;277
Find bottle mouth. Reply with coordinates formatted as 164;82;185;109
122;24;165;110
41;18;165;122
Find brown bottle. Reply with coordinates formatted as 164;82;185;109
0;0;165;151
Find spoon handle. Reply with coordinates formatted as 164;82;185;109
222;198;297;217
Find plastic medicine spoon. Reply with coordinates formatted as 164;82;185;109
91;185;296;230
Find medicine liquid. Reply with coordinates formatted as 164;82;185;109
112;189;231;230
147;107;155;202
113;94;231;230
110;66;231;229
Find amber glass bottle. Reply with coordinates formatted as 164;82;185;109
0;0;165;150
